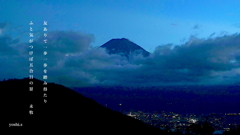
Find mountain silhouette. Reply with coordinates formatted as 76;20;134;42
6;78;163;133
100;38;150;58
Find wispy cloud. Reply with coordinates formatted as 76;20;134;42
232;23;240;28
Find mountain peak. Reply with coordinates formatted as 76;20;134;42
100;38;150;58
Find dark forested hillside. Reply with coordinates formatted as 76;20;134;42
6;78;163;133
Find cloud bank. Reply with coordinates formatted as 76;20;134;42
1;24;239;87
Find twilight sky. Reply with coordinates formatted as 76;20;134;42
0;0;240;87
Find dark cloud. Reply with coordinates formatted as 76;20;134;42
18;31;94;67
37;31;94;53
0;35;27;79
0;27;240;87
192;24;201;29
0;22;10;35
25;30;94;58
171;23;178;26
219;31;229;36
209;32;215;38
0;35;20;55
0;22;8;29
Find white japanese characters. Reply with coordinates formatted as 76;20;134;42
29;21;34;116
43;21;48;104
27;21;49;117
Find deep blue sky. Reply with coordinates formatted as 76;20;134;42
1;0;239;52
0;0;240;87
